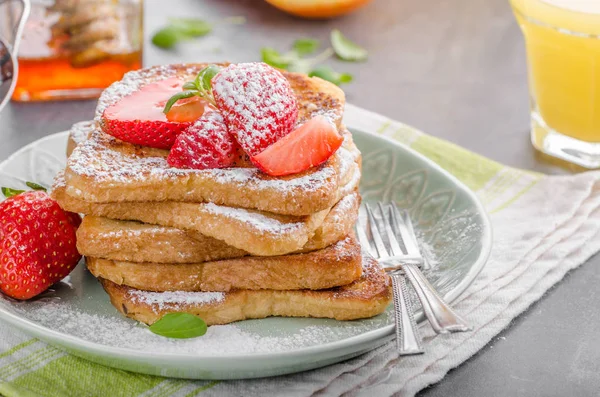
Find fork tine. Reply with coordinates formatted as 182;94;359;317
399;206;432;269
355;216;375;257
378;202;404;256
391;203;421;256
365;204;389;258
400;207;422;254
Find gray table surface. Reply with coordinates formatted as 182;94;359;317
1;0;599;396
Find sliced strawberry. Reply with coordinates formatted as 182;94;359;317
167;111;239;170
252;116;343;176
101;77;207;149
212;62;298;156
0;191;81;300
166;96;212;123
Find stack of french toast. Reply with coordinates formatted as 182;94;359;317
51;62;391;326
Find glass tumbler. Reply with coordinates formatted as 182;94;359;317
510;0;600;168
1;0;143;102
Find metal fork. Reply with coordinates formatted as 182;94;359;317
359;202;471;336
357;208;424;355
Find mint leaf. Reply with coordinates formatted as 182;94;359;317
198;65;221;91
163;90;198;114
152;26;184;49
182;81;198;91
1;187;25;198
330;29;368;62
293;38;320;56
25;181;47;192
261;48;292;69
168;18;212;37
164;65;220;112
149;313;207;339
309;65;353;86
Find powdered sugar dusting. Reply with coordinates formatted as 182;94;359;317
212;62;298;156
128;290;225;312
66;128;352;195
340;164;361;197
203;202;303;233
331;193;358;224
70;121;95;145
168;111;238;169
8;299;390;356
68;132;178;183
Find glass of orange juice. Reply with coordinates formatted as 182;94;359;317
510;0;600;168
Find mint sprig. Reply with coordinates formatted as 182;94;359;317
163;65;221;114
149;313;208;339
152;17;245;49
261;29;367;86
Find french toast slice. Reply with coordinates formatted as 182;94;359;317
62;63;357;216
87;235;362;292
100;255;391;325
52;167;360;256
76;191;360;263
66;120;95;157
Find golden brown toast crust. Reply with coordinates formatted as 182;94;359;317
76;191;360;263
62;63;356;216
53;182;355;256
101;256;391;325
87;235;362;292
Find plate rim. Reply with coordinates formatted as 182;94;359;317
0;128;492;364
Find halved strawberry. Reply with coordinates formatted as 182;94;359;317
167;111;239;170
252;116;343;176
101;77;208;149
212;63;298;156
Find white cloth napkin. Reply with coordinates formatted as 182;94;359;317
200;105;600;397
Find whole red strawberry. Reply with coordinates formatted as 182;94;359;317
212;62;298;156
167;111;239;170
0;191;81;300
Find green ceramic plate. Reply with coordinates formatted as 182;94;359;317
0;129;492;380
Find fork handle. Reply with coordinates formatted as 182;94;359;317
403;263;471;334
391;273;424;355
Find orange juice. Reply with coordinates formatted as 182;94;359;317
510;0;600;167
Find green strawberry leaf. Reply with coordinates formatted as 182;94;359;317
149;313;207;339
309;65;353;86
330;29;368;62
1;187;25;198
293;38;320;56
25;181;47;192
